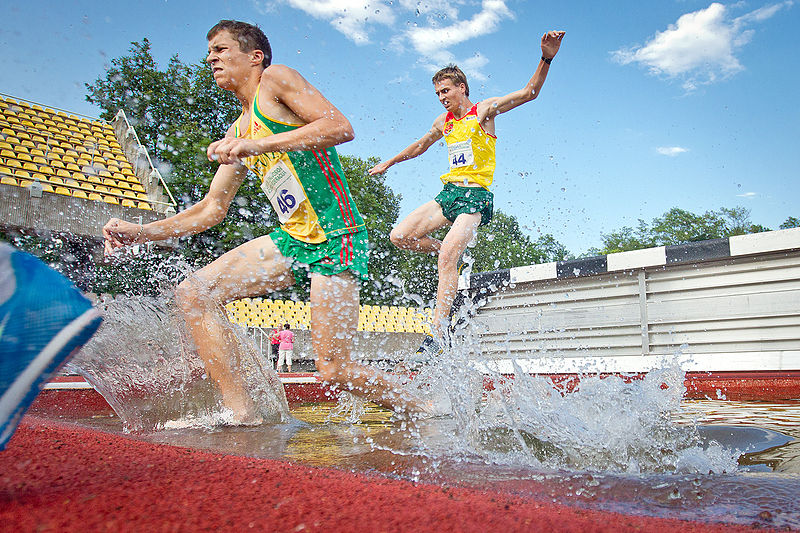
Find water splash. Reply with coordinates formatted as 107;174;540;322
68;290;290;432
402;322;738;475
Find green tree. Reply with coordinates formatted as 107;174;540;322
471;211;568;272
597;206;770;255
780;216;800;229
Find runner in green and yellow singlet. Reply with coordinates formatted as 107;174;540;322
370;31;566;356
104;20;432;421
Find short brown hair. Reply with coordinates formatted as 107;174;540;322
432;64;469;97
207;20;272;68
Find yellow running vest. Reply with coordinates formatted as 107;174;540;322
439;104;497;189
235;85;364;244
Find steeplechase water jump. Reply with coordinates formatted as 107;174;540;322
2;12;799;533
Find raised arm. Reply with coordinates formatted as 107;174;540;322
479;31;565;122
103;157;247;255
368;115;445;175
208;64;354;164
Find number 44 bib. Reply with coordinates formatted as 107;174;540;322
448;139;475;169
260;160;307;223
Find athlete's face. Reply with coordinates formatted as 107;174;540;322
206;31;253;90
434;79;467;112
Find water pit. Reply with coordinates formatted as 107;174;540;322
34;294;798;529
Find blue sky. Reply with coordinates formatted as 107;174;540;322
1;0;798;254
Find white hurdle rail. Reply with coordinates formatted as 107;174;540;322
457;227;800;375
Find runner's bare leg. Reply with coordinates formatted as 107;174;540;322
311;272;425;412
433;212;480;334
175;235;294;424
390;200;450;254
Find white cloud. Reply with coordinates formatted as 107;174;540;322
657;146;689;156
259;0;513;77
269;0;396;45
405;0;513;59
612;2;793;90
737;191;758;198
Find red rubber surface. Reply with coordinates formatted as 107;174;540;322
0;417;773;532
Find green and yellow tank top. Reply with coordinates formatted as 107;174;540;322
234;85;365;244
439;104;497;189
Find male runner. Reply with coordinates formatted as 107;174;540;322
104;20;426;422
369;31;565;355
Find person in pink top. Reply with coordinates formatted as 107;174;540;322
277;323;295;373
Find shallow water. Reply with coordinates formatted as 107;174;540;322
71;398;800;529
65;294;800;528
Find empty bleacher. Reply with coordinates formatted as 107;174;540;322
225;298;432;334
0;95;155;210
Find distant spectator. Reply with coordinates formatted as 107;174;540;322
269;327;280;368
277;324;295;373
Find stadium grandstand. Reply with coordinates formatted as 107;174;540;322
225;298;432;334
0;92;433;339
0;93;177;287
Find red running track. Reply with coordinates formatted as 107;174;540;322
0;417;774;533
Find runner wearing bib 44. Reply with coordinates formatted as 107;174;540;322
369;31;566;355
440;104;496;189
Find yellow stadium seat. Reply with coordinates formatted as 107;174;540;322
40;182;54;193
55;186;71;196
72;190;88;200
48;176;64;185
1;176;17;186
121;199;136;208
22;162;38;172
103;195;119;205
88;192;102;201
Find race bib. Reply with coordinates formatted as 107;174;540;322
260;160;307;223
448;139;474;169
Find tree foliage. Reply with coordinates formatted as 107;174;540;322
470;211;568;272
595;206;770;255
780;216;800;229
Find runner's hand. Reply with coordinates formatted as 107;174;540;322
207;137;261;164
541;31;565;59
102;218;142;256
368;161;391;175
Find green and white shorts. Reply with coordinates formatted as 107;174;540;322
435;183;494;227
269;228;369;286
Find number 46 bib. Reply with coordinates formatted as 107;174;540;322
448;139;475;169
260;160;307;223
